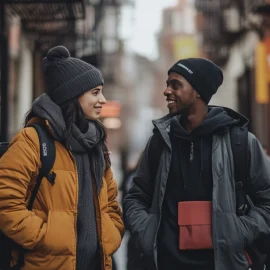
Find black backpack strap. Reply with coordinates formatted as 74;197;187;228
230;127;268;270
148;131;165;181
16;124;56;269
230;126;248;216
27;124;56;210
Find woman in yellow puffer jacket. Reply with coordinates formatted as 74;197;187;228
0;45;124;270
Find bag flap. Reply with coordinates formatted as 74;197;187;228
178;201;212;226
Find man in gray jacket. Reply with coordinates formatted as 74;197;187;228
123;58;270;270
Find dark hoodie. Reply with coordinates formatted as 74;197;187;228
158;107;239;270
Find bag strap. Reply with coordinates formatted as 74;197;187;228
27;124;56;210
16;124;56;269
148;131;164;181
230;126;248;216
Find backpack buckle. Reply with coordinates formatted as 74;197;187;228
46;172;56;185
235;181;243;190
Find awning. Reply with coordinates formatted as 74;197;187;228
6;1;85;21
6;0;84;37
4;0;85;52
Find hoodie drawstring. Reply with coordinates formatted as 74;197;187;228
190;142;194;162
200;138;204;178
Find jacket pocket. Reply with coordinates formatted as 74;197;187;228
216;212;245;251
101;212;122;256
139;213;158;255
35;210;75;256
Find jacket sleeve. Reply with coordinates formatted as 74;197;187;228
0;128;47;250
105;167;125;238
238;132;270;246
123;137;155;234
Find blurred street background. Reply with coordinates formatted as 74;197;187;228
1;0;270;269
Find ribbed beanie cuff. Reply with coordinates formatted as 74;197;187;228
51;68;104;105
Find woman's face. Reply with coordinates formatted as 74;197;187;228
78;85;106;121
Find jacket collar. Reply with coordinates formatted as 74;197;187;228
152;113;174;150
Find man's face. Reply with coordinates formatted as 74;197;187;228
164;72;197;114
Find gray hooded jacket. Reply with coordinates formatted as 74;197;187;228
123;107;270;270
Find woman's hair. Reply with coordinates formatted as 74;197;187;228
61;98;90;145
24;98;111;168
24;110;35;127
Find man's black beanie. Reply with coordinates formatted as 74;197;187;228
168;58;223;104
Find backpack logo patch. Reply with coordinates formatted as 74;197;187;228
42;143;48;156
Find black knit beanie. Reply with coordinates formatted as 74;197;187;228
168;58;223;104
42;45;104;105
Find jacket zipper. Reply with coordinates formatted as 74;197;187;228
152;128;171;270
153;153;172;270
94;188;105;270
68;150;78;270
91;164;105;270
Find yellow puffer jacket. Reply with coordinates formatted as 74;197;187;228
0;120;124;270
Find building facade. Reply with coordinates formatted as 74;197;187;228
194;0;270;150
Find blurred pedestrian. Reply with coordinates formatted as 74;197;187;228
123;58;270;270
121;157;147;270
0;45;124;270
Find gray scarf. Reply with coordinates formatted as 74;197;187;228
32;93;105;192
32;93;105;269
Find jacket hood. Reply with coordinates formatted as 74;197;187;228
152;106;249;141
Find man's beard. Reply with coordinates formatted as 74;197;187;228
169;106;189;116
